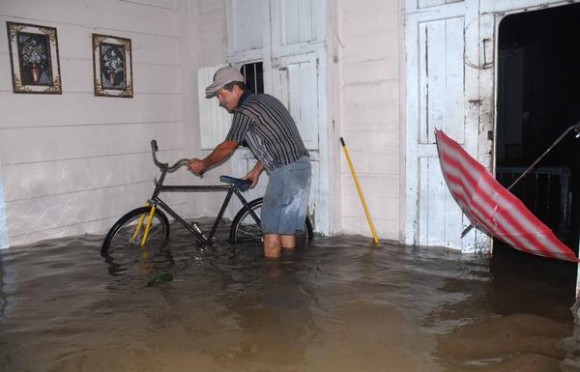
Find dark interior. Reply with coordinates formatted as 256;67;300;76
496;3;580;250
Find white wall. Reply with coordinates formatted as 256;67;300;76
0;0;187;247
338;0;403;241
0;0;407;248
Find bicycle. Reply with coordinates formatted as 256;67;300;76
100;140;314;258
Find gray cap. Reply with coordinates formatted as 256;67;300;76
205;66;244;98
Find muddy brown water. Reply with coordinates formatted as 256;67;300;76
1;222;580;371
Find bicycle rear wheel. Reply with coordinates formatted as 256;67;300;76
229;198;313;244
101;206;170;259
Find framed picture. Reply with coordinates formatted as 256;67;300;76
92;34;133;98
6;22;62;94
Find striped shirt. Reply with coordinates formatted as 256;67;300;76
226;92;309;173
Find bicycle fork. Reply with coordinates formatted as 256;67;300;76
131;201;156;247
131;167;169;247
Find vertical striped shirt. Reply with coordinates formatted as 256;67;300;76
226;92;309;173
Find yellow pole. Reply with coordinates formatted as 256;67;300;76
340;137;379;245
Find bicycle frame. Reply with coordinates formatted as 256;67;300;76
147;171;257;247
136;140;260;247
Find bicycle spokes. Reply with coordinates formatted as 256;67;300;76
130;214;146;243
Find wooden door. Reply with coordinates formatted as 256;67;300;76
405;0;493;252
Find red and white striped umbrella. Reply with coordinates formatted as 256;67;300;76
435;129;579;262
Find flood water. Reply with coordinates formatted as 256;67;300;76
1;222;580;371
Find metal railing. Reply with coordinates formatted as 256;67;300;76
496;166;571;237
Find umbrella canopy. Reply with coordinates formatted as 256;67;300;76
435;129;579;262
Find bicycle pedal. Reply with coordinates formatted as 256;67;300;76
191;222;202;234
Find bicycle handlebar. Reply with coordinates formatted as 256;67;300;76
150;140;253;190
150;140;195;174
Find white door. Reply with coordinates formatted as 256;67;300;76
270;53;321;228
223;0;327;232
270;53;319;151
405;0;493;252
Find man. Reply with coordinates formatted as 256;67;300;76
188;65;311;259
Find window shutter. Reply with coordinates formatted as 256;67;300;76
197;65;231;150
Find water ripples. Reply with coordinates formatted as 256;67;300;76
0;228;578;371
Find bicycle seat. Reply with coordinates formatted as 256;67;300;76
219;175;252;192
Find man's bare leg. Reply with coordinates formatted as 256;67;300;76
264;234;297;258
264;234;282;258
281;234;296;250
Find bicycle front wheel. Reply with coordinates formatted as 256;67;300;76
229;198;313;244
101;206;170;258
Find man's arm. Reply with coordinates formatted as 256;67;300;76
188;140;239;174
243;161;264;188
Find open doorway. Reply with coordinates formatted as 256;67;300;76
496;3;580;252
492;3;580;308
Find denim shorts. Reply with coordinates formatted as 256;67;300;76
261;156;311;235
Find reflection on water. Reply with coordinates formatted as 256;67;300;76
0;223;579;371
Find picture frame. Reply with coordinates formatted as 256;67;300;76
92;34;133;98
6;22;62;94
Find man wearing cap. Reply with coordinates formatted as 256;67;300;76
188;65;311;259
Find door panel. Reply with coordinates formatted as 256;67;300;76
277;0;317;46
418;157;466;247
227;0;265;55
418;17;465;144
406;2;491;252
271;53;319;151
